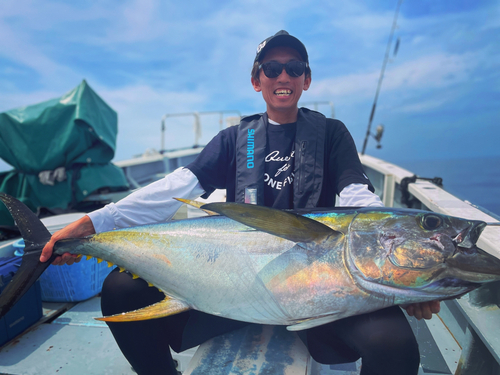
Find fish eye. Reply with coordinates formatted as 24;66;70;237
422;214;442;230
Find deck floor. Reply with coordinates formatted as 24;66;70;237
0;297;460;375
0;297;195;375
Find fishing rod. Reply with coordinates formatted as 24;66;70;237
361;0;403;155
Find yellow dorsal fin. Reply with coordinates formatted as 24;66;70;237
119;267;126;273
86;255;92;261
96;258;103;263
148;282;154;287
131;274;140;279
107;262;113;268
95;295;190;322
174;198;219;216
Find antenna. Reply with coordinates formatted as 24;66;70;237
361;0;403;155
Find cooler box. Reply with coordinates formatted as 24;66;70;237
0;256;43;347
13;240;116;302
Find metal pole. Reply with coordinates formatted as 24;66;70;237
161;119;165;152
193;112;201;147
160;110;241;150
361;0;403;155
299;101;335;118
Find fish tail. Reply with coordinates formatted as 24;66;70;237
0;192;54;319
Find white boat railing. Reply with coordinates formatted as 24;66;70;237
360;153;500;375
160;110;241;151
360;154;500;258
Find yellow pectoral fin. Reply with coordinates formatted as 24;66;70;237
95;296;190;322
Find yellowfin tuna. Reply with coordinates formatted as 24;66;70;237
1;193;499;331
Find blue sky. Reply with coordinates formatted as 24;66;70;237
0;0;499;173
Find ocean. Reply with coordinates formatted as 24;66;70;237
394;155;500;218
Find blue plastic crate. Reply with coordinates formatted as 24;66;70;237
13;240;116;302
0;256;43;346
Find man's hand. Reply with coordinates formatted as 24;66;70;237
40;215;96;266
403;301;441;320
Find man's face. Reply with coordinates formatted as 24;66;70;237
251;46;311;121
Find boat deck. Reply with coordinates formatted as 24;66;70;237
0;296;460;375
0;297;196;375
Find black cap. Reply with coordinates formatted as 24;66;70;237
254;30;308;63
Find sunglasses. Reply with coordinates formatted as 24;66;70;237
258;61;308;78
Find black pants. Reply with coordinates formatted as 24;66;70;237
101;269;420;375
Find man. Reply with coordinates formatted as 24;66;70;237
41;30;439;375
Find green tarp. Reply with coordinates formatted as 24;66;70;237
0;80;129;227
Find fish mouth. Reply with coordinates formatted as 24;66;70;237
452;221;486;249
445;221;500;280
446;245;500;282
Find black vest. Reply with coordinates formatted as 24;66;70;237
235;108;326;208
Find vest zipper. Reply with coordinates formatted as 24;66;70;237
298;141;307;194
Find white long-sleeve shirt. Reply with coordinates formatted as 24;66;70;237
88;167;383;233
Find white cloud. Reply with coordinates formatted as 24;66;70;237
332;11;396;35
0;89;65;112
95;83;208;158
308;51;478;108
0;0;498;166
390;96;450;114
386;53;475;89
0;21;81;88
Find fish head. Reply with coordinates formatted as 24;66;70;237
346;209;500;301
